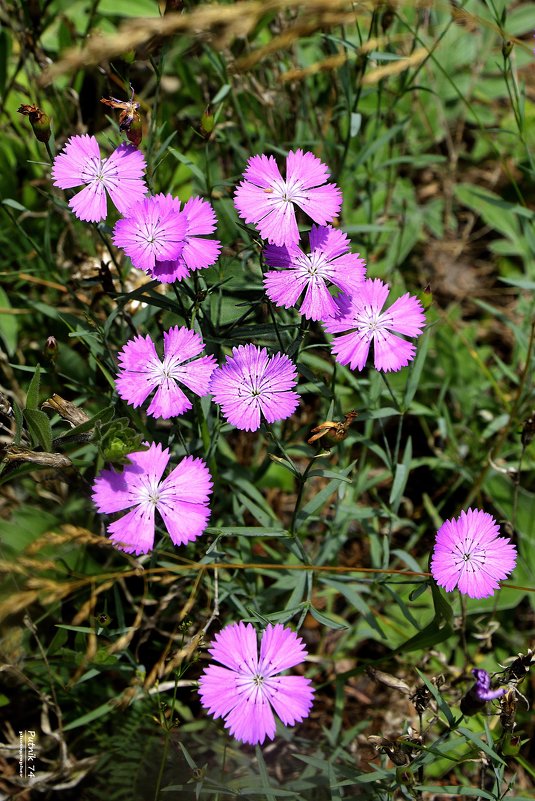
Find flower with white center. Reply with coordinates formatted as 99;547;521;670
92;443;212;554
198;622;314;745
209;344;300;432
323;277;426;372
263;224;366;320
115;326;217;420
51;134;147;222
113;195;188;273
234;149;342;246
430;508;517;599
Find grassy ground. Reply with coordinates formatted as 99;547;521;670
0;1;534;799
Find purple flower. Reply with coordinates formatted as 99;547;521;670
460;669;505;715
150;195;221;283
52;134;147;223
115;326;217;419
198;622;314;745
234;149;342;247
264;225;366;321
92;443;212;554
209;344;300;432
430;509;517;599
471;669;505;702
113;194;187;273
323;278;425;372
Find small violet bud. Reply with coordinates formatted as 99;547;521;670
460;668;505;716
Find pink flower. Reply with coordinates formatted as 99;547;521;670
115;326;217;419
234;149;342;246
209;344;300;432
323;278;425;372
150;195;221;283
92;443;212;554
113;195;187;273
264;225;366;321
198;622;314;745
52;134;147;222
430;509;517;599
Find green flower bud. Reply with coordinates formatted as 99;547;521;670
18;104;52;144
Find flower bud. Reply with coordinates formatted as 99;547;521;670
200;106;215;138
126;113;143;147
18;104;51;144
44;335;58;364
501;40;513;59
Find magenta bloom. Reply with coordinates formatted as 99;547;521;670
209;344;300;432
234;149;342;246
113;194;187;272
150;195;221;283
323;278;425;372
198;622;314;745
115;326;217;419
430;509;517;599
264;224;366;321
92;443;212;554
52;134;147;223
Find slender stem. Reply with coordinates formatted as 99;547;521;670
153;729;170;801
290;458;316;537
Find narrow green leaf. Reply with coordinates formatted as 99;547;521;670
308;606;349;630
0;287;18;356
25;364;41;410
457;726;506;765
62;700;116;731
169;147;206;185
23;408;52;452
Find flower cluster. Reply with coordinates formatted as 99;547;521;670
52;137;220;280
51;136;517;749
235;149;426;370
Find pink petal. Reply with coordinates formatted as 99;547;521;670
259;624;308;672
169;356;217;397
150;258;191;283
300;276;340;321
266;675;314;725
104;143;147;215
373;332;416;372
163;326;203;362
146;379;191;419
264;269;305;309
386;292;426;337
224;693;277;745
207;622;259;671
69;183;107;222
115;371;159;408
51;134;101;188
127;442;170;485
294;184;342;226
182;236;221;272
242;154;284;187
92;467;133;514
158;455;213;505
182;196;217;235
108;505;155;555
330;330;371;371
286;149;331;189
157;498;211;545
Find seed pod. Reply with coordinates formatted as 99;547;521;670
18;104;51;143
